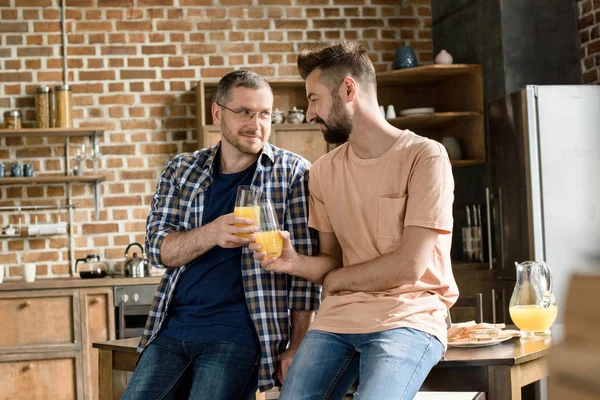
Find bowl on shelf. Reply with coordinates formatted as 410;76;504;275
399;107;435;117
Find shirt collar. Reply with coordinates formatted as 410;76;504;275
201;141;275;174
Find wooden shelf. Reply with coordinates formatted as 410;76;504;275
0;175;106;185
450;159;485;167
388;111;482;129
0;127;104;138
452;261;490;270
376;64;481;85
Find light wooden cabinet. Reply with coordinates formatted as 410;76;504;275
196;65;484;167
0;286;115;400
0;355;80;400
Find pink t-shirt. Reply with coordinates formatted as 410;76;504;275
308;130;458;348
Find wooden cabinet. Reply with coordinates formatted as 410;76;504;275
376;64;485;166
0;288;83;399
80;288;115;400
0;279;156;400
0;354;81;400
196;65;484;166
195;79;330;163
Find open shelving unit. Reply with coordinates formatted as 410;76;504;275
0;127;105;275
195;64;485;167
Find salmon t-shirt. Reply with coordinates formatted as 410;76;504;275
308;130;458;348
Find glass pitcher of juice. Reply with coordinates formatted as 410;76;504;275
509;261;558;337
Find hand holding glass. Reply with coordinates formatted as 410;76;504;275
233;185;261;238
254;199;283;259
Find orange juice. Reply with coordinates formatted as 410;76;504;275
234;206;260;238
509;304;558;333
254;230;283;258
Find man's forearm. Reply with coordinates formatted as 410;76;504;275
289;310;315;350
292;253;339;285
159;223;216;267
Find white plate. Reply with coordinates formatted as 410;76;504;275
399;107;435;116
448;336;514;348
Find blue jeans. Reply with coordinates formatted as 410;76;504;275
121;333;260;400
279;328;444;400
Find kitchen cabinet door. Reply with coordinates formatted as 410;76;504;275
80;288;115;400
0;354;81;400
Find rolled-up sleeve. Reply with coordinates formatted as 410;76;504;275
146;158;182;269
285;163;321;311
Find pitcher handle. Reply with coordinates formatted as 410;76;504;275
539;262;553;308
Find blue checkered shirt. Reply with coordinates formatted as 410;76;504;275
139;142;320;392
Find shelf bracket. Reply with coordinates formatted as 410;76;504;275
94;180;100;220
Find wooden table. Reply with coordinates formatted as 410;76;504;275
94;336;550;400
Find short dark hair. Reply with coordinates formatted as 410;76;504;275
297;42;377;94
214;70;272;105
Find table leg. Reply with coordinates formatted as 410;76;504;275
98;349;114;400
488;365;521;400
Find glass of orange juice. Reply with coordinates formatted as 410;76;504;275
254;199;283;259
234;185;260;238
509;261;558;337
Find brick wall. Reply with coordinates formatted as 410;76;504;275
0;0;432;279
579;0;600;83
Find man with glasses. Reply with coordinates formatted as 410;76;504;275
122;70;320;399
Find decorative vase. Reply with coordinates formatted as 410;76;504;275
394;46;418;69
435;49;454;65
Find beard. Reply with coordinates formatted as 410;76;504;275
220;119;265;155
316;94;353;144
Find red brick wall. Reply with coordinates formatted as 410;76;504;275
579;0;600;83
0;0;432;279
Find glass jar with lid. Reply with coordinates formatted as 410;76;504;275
55;84;73;128
35;86;50;128
3;110;21;129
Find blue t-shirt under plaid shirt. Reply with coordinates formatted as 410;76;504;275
141;142;321;392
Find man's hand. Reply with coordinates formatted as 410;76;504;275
276;347;297;384
249;230;298;274
210;213;257;248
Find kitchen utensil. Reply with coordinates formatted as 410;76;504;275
272;109;285;124
123;242;150;278
75;254;107;279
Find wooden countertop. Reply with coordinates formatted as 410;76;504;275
0;276;162;291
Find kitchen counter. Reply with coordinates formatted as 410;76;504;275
0;275;162;291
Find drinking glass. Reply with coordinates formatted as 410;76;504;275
254;199;283;259
234;185;261;238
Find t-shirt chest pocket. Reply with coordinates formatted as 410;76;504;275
376;195;407;254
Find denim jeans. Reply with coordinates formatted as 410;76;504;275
121;333;260;400
279;327;444;400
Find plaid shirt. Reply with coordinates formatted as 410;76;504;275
139;142;320;392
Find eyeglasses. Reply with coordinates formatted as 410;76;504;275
217;103;274;123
